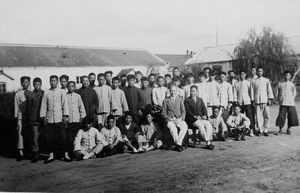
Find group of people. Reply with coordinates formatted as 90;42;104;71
14;66;299;163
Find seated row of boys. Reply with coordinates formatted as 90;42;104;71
74;84;250;160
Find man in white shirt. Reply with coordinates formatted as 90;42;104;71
111;76;129;119
197;72;209;108
275;70;299;134
234;70;255;136
152;76;168;106
219;71;233;120
207;70;220;116
183;73;196;99
251;67;274;136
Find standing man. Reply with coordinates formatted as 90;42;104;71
275;70;299;135
14;76;31;161
88;73;97;88
66;81;86;159
148;73;157;89
196;72;209;108
172;67;181;78
76;76;98;123
94;73;112;127
207;70;220;116
40;75;69;163
124;74;140;122
134;71;143;88
111;76;129;121
219;71;233;120
27;78;44;163
164;74;172;88
252;67;274;136
152;76;168;107
59;75;69;93
104;71;113;87
203;67;211;82
119;74;127;91
234;70;255;136
138;77;153;120
183;73;196;99
162;84;188;152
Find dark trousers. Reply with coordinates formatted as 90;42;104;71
276;106;299;128
100;142;125;157
241;105;254;130
45;123;67;156
66;123;81;155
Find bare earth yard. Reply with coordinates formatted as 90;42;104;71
0;104;300;193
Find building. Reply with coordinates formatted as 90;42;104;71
156;51;193;72
185;44;236;73
0;44;167;92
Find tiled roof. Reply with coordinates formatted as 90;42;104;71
0;44;166;68
185;44;236;65
155;54;192;67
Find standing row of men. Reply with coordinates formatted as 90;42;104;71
14;66;299;163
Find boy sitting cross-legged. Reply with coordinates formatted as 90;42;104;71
73;116;107;160
137;112;163;152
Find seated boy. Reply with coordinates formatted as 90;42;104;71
208;107;227;141
73;116;107;160
226;105;250;141
100;115;124;156
118;111;142;153
138;112;163;152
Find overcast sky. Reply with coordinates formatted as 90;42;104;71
0;0;299;54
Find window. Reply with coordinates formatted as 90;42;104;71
76;76;81;84
0;82;6;94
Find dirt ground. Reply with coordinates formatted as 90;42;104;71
0;104;300;193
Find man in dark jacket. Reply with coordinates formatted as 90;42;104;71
184;85;214;150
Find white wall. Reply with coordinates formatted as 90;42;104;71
1;65;168;92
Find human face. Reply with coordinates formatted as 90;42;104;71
199;76;205;82
33;81;41;91
125;115;132;125
170;86;176;97
213;108;219;118
190;87;197;98
173;69;180;77
188;76;194;84
60;78;68;89
146;114;153;124
149;76;155;84
121;77;127;85
157;78;164;87
285;73;291;81
21;79;30;90
82;77;90;88
204;69;210;77
107;118;114;129
257;68;263;77
67;82;75;93
98;76;105;86
220;74;226;82
174;80;181;87
233;106;240;115
105;73;112;83
136;74;142;82
251;68;256;76
112;80;119;89
141;80;148;88
240;72;246;80
50;78;58;89
84;123;92;131
165;77;171;85
89;75;95;84
128;78;135;87
229;72;235;79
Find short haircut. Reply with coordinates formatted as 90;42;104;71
173;67;179;71
20;76;30;83
172;76;181;82
88;73;96;77
164;74;171;78
212;106;220;111
135;71;142;76
97;73;105;79
284;70;292;75
107;114;115;122
233;104;241;108
67;81;76;86
120;74;127;78
59;75;69;81
82;116;93;125
228;70;235;74
148;73;155;78
169;83;177;89
203;67;212;71
199;71;205;77
112;76;120;82
190;85;198;90
250;65;256;69
219;71;227;76
50;75;58;80
157;76;164;80
209;70;217;76
33;77;41;83
187;73;194;78
127;74;136;81
104;71;113;76
141;76;148;82
124;111;133;118
239;69;247;74
257;66;264;70
80;75;89;82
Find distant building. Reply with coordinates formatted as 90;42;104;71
156;51;193;72
0;44;167;92
185;44;236;73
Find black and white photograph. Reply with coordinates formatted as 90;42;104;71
0;0;300;192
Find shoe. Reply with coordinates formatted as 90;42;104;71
287;129;291;135
31;155;39;163
249;133;255;137
61;157;72;162
241;135;246;141
44;158;54;164
206;144;215;150
220;137;226;142
263;132;269;137
16;154;24;162
175;145;183;152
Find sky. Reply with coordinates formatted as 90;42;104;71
0;0;300;54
